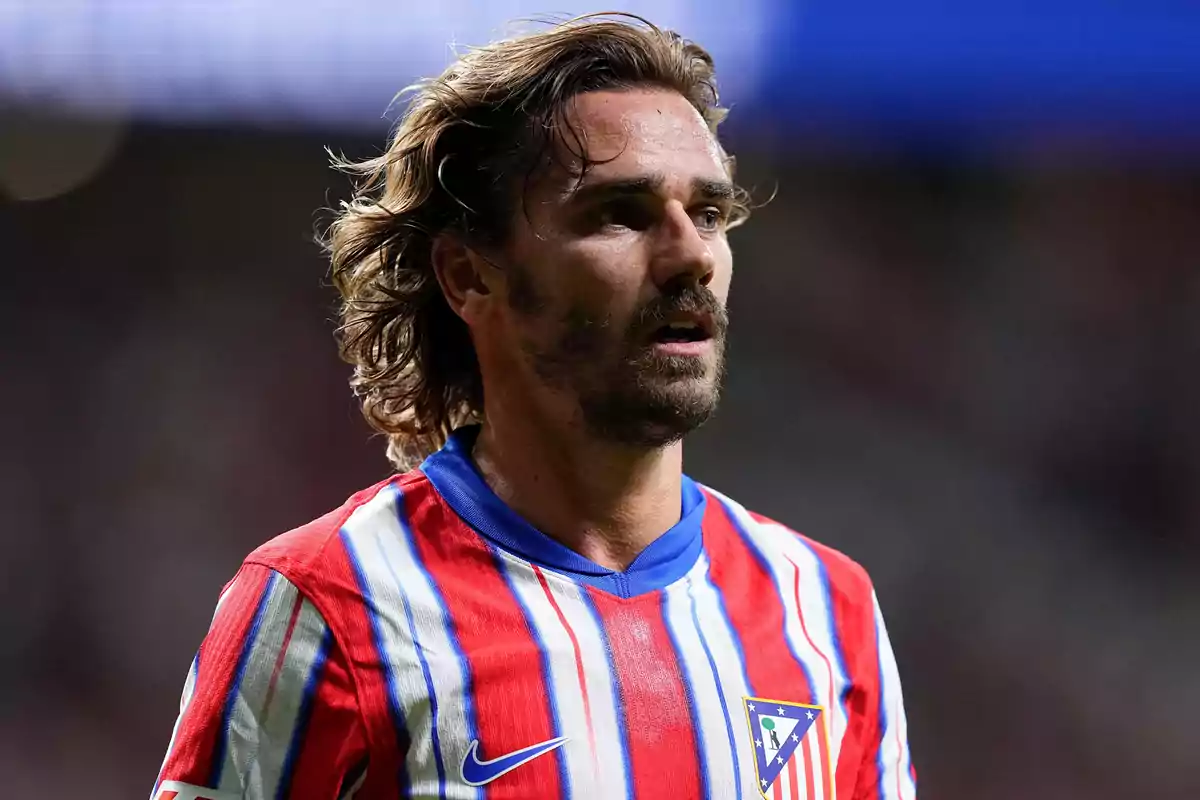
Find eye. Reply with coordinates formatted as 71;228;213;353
693;206;727;232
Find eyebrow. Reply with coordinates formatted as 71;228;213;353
568;173;735;204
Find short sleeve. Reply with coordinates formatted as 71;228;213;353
151;564;368;800
851;590;917;800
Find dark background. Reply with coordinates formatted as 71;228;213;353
2;3;1199;798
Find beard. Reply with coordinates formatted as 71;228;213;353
509;267;729;448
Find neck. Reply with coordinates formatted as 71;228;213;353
471;405;684;571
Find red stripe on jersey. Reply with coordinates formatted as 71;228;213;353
280;632;370;799
158;793;178;800
702;495;815;705
772;770;783;800
319;529;409;799
261;593;304;715
404;478;564;800
588;589;702;800
533;565;598;764
804;543;879;800
801;732;816;799
158;565;273;787
787;749;800;800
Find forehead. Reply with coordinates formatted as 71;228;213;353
550;88;728;190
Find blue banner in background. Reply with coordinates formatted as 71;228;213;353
764;1;1200;137
0;0;1196;145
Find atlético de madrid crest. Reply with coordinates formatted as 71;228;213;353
743;696;833;799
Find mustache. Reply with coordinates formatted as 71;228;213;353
632;284;729;338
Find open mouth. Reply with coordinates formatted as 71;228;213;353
651;318;712;345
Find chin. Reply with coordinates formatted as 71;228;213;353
570;346;726;446
580;381;722;448
643;351;717;380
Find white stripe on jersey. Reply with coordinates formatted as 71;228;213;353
240;598;329;797
522;565;633;800
215;572;298;792
493;553;594;797
780;720;827;800
340;483;481;800
706;488;851;771
776;757;795;800
661;560;740;799
873;592;916;800
804;723;828;800
684;553;767;799
776;731;827;800
767;520;852;773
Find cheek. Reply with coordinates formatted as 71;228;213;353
564;243;646;314
709;241;734;302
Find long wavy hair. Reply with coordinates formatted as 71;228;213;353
323;12;751;469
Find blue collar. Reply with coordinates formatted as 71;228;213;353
420;426;705;599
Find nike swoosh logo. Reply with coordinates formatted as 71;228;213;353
460;736;568;786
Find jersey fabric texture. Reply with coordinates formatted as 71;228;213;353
152;426;916;800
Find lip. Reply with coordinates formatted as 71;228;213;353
651;339;714;357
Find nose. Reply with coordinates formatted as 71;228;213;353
649;201;716;290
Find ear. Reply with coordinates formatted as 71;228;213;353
431;234;498;325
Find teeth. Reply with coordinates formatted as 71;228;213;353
667;322;697;330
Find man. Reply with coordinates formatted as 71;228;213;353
152;14;916;800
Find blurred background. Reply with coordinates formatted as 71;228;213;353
2;1;1198;798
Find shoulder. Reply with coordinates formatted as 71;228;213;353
242;471;428;594
701;484;876;610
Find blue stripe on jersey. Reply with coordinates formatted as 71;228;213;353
578;590;635;800
210;570;277;788
276;625;333;799
687;574;742;796
340;528;412;797
491;547;572;800
390;484;483;800
713;496;818;705
793;537;852;719
659;587;712;800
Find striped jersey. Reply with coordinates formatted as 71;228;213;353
152;426;916;800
